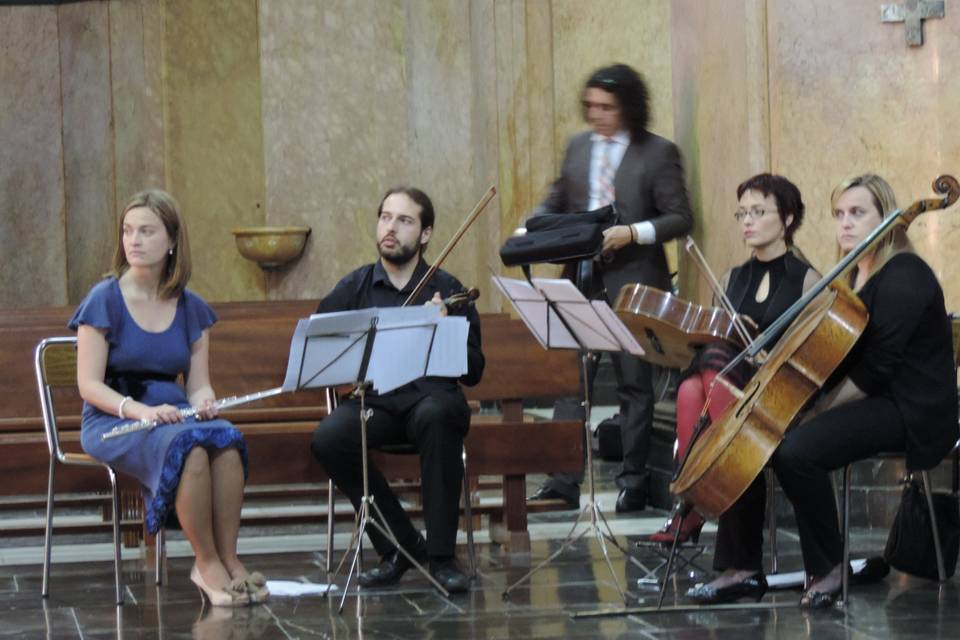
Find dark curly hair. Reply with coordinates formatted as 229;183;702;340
376;186;435;254
736;173;805;245
582;63;650;139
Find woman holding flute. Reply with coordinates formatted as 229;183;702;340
70;189;265;607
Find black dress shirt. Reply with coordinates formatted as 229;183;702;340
316;259;484;402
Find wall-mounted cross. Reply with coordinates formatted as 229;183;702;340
881;1;945;46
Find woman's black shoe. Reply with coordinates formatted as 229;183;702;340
799;587;840;609
686;573;768;604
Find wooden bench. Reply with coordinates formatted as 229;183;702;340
0;301;582;551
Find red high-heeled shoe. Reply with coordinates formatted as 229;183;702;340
639;510;706;545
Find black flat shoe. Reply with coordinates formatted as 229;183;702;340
358;542;427;588
686;573;768;604
615;487;647;513
430;558;470;594
528;486;579;509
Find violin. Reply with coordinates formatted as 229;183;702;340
613;237;757;369
444;287;480;311
613;285;748;369
671;175;960;519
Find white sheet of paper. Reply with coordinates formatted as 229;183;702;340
282;306;468;394
426;316;469;377
591;300;645;356
491;276;577;349
492;275;638;354
282;308;378;391
265;580;338;597
367;307;468;392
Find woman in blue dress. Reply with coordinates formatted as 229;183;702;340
70;189;265;607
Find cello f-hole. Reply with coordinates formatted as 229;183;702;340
735;380;761;420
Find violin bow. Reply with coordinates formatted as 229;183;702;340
402;186;497;307
684;236;755;348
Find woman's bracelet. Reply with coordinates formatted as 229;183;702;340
628;224;637;243
118;396;133;419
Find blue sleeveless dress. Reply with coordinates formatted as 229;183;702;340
69;277;248;533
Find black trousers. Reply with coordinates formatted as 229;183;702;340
310;388;471;559
714;396;906;577
543;349;654;500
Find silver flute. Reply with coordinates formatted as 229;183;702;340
100;387;284;441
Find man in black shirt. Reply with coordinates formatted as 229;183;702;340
311;187;484;594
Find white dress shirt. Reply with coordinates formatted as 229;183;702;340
588;130;656;245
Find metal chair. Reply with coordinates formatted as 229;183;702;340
36;336;165;605
839;453;952;606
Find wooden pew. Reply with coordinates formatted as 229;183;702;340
0;300;582;551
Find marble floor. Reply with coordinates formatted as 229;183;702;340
3;499;960;639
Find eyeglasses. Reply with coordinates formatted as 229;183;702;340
734;208;777;222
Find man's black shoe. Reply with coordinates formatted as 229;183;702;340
430;558;470;594
358;543;427;588
615;487;647;513
528;485;579;509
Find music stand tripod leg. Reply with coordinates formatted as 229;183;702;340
328;387;451;614
502;351;629;602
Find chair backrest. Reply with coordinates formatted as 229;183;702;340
34;337;79;461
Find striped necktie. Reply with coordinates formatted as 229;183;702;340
597;138;616;207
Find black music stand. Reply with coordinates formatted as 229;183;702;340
281;306;469;612
493;275;645;603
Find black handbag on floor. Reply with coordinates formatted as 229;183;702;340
883;477;960;580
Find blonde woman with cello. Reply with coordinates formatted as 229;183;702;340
688;174;958;607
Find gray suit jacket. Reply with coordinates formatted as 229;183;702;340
536;131;694;301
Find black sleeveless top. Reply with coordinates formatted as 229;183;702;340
726;252;809;335
696;251;811;384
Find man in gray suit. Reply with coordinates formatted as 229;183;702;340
528;63;694;512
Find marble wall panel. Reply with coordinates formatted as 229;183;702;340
110;0;166;208
550;0;675;155
492;0;558;286
670;0;770;299
467;0;504;305
403;0;496;300
768;0;960;307
59;2;115;305
164;0;266;302
259;0;410;302
0;6;67;309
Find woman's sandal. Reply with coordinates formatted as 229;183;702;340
799;582;841;609
242;571;270;604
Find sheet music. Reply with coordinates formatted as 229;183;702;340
367;307;466;393
491;276;578;349
282;306;468;394
591;300;645;356
492;275;644;356
282;309;378;391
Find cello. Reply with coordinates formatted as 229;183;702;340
671;175;960;519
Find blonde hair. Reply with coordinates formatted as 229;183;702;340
111;189;192;299
830;174;913;289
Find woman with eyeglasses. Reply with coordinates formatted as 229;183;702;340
642;173;817;546
688;173;957;608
